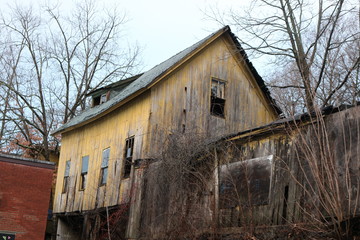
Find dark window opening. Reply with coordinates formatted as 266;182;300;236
93;96;101;106
80;156;89;190
123;137;134;178
282;185;289;223
63;177;69;193
210;79;225;117
92;91;110;107
211;97;225;117
62;160;71;193
100;148;110;186
80;173;87;190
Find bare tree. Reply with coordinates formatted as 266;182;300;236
0;5;60;160
209;0;360;114
0;0;140;160
0;27;24;150
140;131;217;239
45;0;140;122
282;108;360;239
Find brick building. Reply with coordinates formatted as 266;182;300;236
0;153;55;240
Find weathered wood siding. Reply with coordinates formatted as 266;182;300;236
218;106;360;230
54;33;278;215
138;106;360;239
218;134;296;227
54;33;281;239
148;36;277;155
54;92;151;213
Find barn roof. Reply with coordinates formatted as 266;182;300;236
53;26;281;135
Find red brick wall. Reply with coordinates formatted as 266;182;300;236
0;161;53;240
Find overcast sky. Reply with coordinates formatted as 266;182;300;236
125;0;247;69
0;0;252;71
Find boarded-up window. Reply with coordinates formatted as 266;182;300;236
123;137;134;178
219;155;273;208
210;78;226;117
100;148;110;185
62;160;71;193
80;156;89;190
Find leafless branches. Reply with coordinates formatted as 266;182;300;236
0;0;140;160
209;0;360;114
285;108;360;239
141;131;217;239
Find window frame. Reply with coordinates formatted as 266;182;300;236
123;136;135;179
99;93;108;104
62;160;71;193
80;155;89;191
100;148;110;186
210;78;226;118
92;91;110;107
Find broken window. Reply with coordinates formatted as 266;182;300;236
210;78;226;117
219;155;273;208
92;91;110;107
100;93;108;104
62;160;71;193
92;96;101;106
100;148;110;185
80;156;89;190
123;137;134;178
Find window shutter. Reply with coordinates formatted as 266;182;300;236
81;156;89;173
102;148;110;167
64;160;71;177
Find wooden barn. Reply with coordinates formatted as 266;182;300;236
53;25;360;239
52;26;281;239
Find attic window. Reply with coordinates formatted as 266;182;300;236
100;93;108;104
123;136;134;178
92;91;110;107
210;78;225;117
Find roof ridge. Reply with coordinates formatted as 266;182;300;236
52;25;281;135
53;26;230;134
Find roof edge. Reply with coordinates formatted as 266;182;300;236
0;153;55;170
53;26;231;135
53;25;281;135
226;30;282;116
86;73;144;97
222;104;358;142
146;26;230;89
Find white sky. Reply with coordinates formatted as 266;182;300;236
0;0;252;71
125;0;246;69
